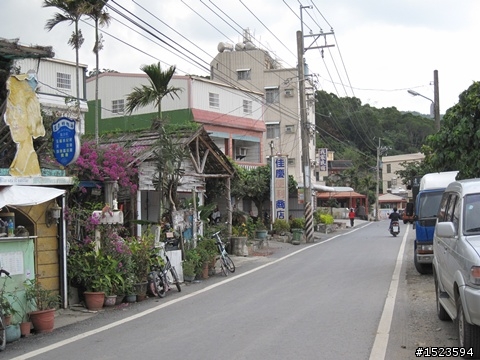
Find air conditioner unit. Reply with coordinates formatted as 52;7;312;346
237;147;247;157
285;89;294;97
285;125;294;134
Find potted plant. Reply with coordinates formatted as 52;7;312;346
24;276;60;333
289;217;305;245
11;287;33;337
197;238;218;276
254;221;268;239
182;259;196;282
128;232;156;300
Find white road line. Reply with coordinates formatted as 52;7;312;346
369;225;409;360
11;223;373;360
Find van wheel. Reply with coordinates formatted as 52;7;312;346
457;299;480;357
434;276;450;321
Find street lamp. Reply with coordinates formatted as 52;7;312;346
407;70;440;131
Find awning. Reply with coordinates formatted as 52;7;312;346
0;186;65;208
298;183;354;192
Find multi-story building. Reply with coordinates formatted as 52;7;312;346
210;30;317;185
15;57;89;134
381;152;425;199
85;73;266;169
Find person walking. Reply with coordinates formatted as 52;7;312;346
348;208;355;227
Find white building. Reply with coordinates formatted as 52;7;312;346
382;152;425;198
15;57;89;134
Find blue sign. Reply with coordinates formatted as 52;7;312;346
52;117;80;166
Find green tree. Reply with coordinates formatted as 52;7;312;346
125;62;183;125
424;81;480;179
43;0;87;119
231;165;297;221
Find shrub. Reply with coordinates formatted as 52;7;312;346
273;219;290;234
314;210;334;225
290;217;305;229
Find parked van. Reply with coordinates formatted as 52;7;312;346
433;179;480;355
414;171;458;274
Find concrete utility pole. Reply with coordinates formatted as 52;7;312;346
297;5;334;243
433;70;440;132
375;138;380;221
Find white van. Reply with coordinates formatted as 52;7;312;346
433;178;480;356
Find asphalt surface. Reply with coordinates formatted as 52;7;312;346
52;218;368;330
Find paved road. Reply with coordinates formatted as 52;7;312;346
2;220;458;360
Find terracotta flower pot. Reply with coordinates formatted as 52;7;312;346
84;291;105;311
29;308;55;334
20;321;32;337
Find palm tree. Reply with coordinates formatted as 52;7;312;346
125;63;182;124
43;0;87;119
82;0;111;145
125;63;183;223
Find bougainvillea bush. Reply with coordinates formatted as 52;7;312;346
70;141;139;193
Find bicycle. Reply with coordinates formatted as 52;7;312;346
0;269;11;352
148;241;182;298
211;230;235;276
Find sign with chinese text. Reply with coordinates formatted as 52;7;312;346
271;155;288;222
52;117;80;166
318;148;328;177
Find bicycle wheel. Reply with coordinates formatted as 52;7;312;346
219;259;228;276
170;267;182;292
0;316;5;351
222;254;235;273
153;273;166;298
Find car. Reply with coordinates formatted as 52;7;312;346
433;179;480;356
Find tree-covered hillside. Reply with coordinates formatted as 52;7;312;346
315;90;436;166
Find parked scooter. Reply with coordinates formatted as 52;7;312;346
390;220;400;237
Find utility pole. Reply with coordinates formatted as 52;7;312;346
375;138;380;221
433;69;440;131
297;5;334;243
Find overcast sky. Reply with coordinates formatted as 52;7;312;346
2;0;479;115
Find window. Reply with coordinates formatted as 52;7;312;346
287;158;295;166
243;100;252;115
237;69;251;80
57;72;71;90
386;164;391;173
266;123;280;139
112;99;124;114
265;87;279;104
209;92;219;108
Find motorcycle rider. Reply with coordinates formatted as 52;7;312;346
388;207;401;231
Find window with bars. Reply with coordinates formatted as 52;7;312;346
288;158;295;165
237;69;251;80
266;123;280;139
57;72;71;90
243;100;252;115
112;99;125;114
265;88;279;104
209;92;219;108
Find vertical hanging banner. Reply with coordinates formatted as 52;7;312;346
52;117;80;166
271;155;288;221
318;148;328;172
